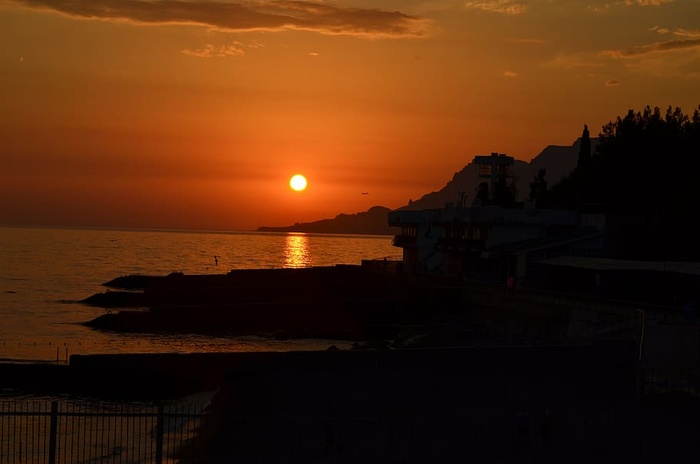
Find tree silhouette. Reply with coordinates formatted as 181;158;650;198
596;105;700;214
528;168;548;207
597;106;700;258
539;170;577;209
543;105;700;259
577;124;592;171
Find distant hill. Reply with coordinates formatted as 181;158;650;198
402;138;597;211
257;206;394;235
257;137;595;234
522;137;598;195
399;159;530;211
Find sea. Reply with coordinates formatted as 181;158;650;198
0;226;398;363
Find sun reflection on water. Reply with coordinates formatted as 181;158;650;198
0;227;396;361
283;233;312;268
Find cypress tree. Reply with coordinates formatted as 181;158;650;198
577;124;591;171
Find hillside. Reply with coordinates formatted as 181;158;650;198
257;206;394;235
257;137;593;234
402;138;595;211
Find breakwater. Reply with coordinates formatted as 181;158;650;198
1;341;639;400
81;264;418;340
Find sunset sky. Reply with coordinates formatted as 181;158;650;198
1;0;698;231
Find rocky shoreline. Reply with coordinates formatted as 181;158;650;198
77;264;458;341
10;264;699;462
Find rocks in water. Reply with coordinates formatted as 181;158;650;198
82;266;407;340
101;274;170;290
79;291;146;308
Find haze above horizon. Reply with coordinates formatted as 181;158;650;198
1;0;698;231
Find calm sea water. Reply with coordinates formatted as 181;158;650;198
0;226;398;362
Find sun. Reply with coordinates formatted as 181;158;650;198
289;174;307;192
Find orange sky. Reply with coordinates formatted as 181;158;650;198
1;0;699;231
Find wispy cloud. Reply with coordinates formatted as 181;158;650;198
649;25;670;35
594;30;700;78
588;0;673;12
586;3;610;13
182;42;246;58
465;0;525;15
508;37;545;45
13;0;431;38
503;70;518;77
544;52;604;70
605;79;621;86
651;26;700;39
548;31;700;79
624;0;673;5
675;28;700;39
601;38;700;58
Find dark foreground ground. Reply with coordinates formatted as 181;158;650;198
187;346;634;464
2;344;698;464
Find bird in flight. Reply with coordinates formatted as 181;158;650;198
361;192;369;195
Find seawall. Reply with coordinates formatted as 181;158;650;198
1;341;638;400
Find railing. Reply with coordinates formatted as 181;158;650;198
642;368;700;399
0;400;206;464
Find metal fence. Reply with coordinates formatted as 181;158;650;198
0;400;206;464
642;368;700;399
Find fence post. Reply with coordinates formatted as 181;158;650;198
48;401;58;464
155;404;164;464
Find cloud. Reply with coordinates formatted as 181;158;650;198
649;26;670;35
503;70;518;77
605;79;621;86
651;26;700;38
13;0;431;38
624;0;673;5
544;52;604;69
508;37;545;45
465;0;525;15
601;38;700;58
671;28;700;39
548;25;700;78
182;42;246;57
586;4;610;13
599;35;700;78
588;0;673;12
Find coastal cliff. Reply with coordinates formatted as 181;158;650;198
257;206;394;235
256;139;588;235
